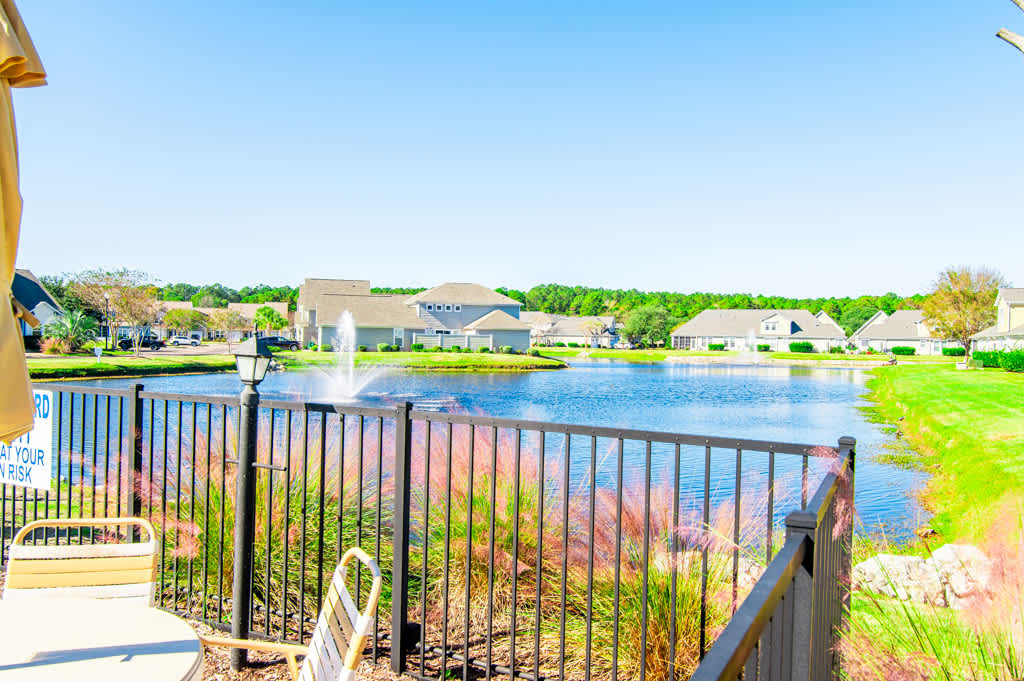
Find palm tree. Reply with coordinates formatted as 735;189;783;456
44;310;99;352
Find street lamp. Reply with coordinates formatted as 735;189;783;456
103;292;110;351
228;337;274;671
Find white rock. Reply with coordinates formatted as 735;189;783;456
852;543;992;609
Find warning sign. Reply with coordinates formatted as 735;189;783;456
0;390;54;491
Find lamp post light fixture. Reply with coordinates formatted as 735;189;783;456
103;292;110;351
228;337;274;670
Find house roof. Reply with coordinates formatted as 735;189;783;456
463;310;532;331
546;315;616;337
297;278;372;308
973;323;1024;339
405;283;522;307
316;294;424;329
519;311;558;326
670;309;847;339
12;269;61;313
997;288;1024;306
850;311;888;339
228;302;289;318
851;310;934;341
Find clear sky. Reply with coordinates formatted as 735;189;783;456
10;1;1024;297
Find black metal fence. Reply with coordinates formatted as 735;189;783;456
0;383;854;681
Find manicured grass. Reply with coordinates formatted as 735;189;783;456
767;352;957;362
537;348;736;361
863;364;1024;542
274;350;566;371
27;354;237;379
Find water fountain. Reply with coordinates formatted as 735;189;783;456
738;328;762;364
313;311;386;402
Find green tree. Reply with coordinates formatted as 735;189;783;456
253;305;288;332
921;266;1008;356
190;283;240;308
43;310;98;352
208;309;250;348
159;283;199;301
838;304;879;337
71;269;159;354
622;304;673;347
163;309;208;334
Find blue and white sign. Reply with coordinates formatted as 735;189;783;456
0;390;54;491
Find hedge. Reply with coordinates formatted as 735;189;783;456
972;351;1003;368
708;343;726;351
377;343;390;352
477;347;491;353
555;342;566;347
942;347;966;357
1001;350;1024;372
357;345;368;352
891;346;916;356
499;346;514;354
527;348;540;356
789;342;814;353
319;344;333;352
411;343;425;351
757;344;770;352
568;342;580;348
828;345;845;354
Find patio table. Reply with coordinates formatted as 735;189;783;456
0;597;203;680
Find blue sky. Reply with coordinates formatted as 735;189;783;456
11;1;1024;297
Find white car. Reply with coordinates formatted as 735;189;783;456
169;336;200;347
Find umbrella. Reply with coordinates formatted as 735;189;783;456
0;0;45;444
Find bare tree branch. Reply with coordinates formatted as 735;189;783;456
998;28;1024;55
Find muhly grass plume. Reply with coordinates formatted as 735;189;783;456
842;497;1024;681
407;422;805;680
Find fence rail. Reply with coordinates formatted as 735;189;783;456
1;382;854;681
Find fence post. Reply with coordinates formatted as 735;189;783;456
391;402;413;674
127;384;144;522
784;510;817;681
230;384;260;671
837;436;856;632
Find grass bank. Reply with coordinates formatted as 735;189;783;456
536;348;957;364
863;363;1024;542
275;350;566;371
28;354;237;380
539;348;735;361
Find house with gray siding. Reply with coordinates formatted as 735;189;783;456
850;310;958;355
12;269;62;340
670;309;846;352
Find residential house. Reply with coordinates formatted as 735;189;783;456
311;293;424;350
972;288;1024;351
405;283;530;350
155;300;292;341
12;269;62;341
521;312;619;348
850;310;958;355
670;309;847;352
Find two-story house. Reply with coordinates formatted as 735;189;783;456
849;310;958;355
405;283;531;350
670;309;847;352
972;288;1024;352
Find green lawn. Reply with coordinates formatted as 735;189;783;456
537;348;736;361
864;364;1024;542
28;354;237;379
767;351;957;362
274;350;566;371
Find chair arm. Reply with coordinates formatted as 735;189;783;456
11;517;157;544
199;634;307;680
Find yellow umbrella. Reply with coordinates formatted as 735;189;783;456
0;0;45;444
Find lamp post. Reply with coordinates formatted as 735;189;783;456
229;337;274;671
103;292;110;351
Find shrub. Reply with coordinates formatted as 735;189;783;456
391;344;400;352
942;347;966;356
527;348;540;356
40;337;66;354
757;344;770;352
499;345;514;354
429;346;445;352
377;343;390;352
972;351;1003;368
555;342;566;347
318;344;333;352
890;346;916;356
357;345;367;352
568;342;580;348
411;343;425;351
708;343;726;351
462;347;472;353
999;350;1024;372
450;345;461;352
477;347;491;353
829;345;845;354
788;341;814;353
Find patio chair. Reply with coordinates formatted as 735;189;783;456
200;546;382;681
3;517;158;605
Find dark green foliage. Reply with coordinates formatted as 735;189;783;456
757;344;770;352
568;342;580;348
622;304;674;347
319;344;333;352
972;351;1003;368
370;286;427;295
789;341;814;353
494;287;527;304
477;347;491;353
829;345;845;354
708;343;726;351
555;342;566;347
429;346;445;352
357;345;367;352
838;304;879;337
189;283;241;309
942;347;966;356
499;345;514;354
450;345;461;352
158;282;200;302
377;342;391;352
999;350;1024;372
238;284;299;310
462;347;472;353
267;345;282;352
891;346;916;356
527;348;540;356
390;344;400;352
411;343;425;351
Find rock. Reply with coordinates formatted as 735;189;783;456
853;543;992;609
915;527;937;538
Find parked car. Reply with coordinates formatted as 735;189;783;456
118;336;165;350
260;336;300;351
168;335;199;346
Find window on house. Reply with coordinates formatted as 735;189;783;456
445;304;453;311
454;304;461;311
426;304;433;311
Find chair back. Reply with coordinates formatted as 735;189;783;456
4;517;158;605
300;546;382;681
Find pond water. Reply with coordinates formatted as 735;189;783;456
75;360;927;542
